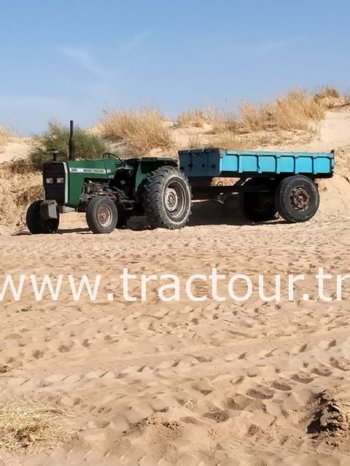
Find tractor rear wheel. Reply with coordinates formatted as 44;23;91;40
26;200;60;234
143;166;192;229
275;175;319;223
241;179;278;222
86;197;118;234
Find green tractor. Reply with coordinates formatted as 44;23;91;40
26;122;192;234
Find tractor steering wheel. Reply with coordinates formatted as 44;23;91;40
102;152;122;163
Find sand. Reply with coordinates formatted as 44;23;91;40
0;109;349;465
0;141;32;164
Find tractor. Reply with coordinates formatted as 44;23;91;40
26;122;192;234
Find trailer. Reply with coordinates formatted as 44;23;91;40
179;148;334;223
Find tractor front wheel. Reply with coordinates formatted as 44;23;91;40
26;200;60;234
143;166;192;229
86;197;118;234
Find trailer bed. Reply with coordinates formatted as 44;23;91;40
179;148;334;178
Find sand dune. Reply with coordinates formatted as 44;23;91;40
0;109;349;465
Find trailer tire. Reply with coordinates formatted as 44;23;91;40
275;175;319;223
86;197;118;234
26;200;60;234
241;179;278;222
143;166;191;229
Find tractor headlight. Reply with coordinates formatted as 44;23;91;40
56;177;64;184
46;178;53;184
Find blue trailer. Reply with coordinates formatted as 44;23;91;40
178;148;334;223
179;148;334;178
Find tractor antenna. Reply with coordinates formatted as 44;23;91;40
69;120;75;160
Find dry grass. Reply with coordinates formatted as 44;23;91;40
210;111;239;134
185;133;203;149
183;130;246;151
16;185;43;206
176;88;333;147
177;108;239;133
6;158;36;174
179;88;337;149
239;102;273;132
210;131;247;150
239;90;325;133
315;86;341;100
96;87;342;153
0;402;71;452
0;125;11;148
100;108;171;155
177;109;212;128
314;86;346;108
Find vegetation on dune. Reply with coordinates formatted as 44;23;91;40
16;184;43;207
7;158;36;174
0;125;11;148
1;85;348;173
100;108;172;155
179;86;347;149
238;89;325;132
180;88;341;136
30;121;108;170
177;109;213;128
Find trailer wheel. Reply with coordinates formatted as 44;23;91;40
143;166;192;229
275;175;319;223
26;200;60;234
241;179;278;222
86;197;118;234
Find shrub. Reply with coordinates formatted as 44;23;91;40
239;102;273;132
210;111;239;134
185;133;203;149
30;122;108;170
314;86;343;108
314;86;341;100
7;158;36;174
239;89;325;133
177;109;212;128
0;125;11;148
211;132;246;150
16;185;43;206
100;109;171;155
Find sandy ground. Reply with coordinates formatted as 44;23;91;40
0;109;349;465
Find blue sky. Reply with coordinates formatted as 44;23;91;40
0;0;349;135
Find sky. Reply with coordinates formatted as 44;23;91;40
0;0;349;135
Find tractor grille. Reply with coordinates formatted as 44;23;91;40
43;162;66;204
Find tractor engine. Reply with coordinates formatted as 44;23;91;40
43;162;67;205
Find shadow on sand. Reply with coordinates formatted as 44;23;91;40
15;199;286;235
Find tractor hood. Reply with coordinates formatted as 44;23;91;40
65;158;123;179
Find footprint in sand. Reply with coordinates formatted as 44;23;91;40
246;387;274;400
204;408;230;423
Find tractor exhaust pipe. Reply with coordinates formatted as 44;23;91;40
68;120;75;160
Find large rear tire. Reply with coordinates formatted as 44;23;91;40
86;197;118;234
275;175;319;223
26;200;59;234
241;179;278;222
143;166;192;229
